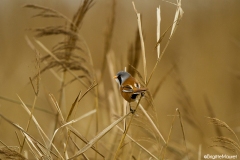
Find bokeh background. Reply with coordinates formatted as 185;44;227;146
0;0;240;159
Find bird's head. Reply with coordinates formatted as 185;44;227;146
113;71;131;86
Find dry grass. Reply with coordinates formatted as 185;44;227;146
0;0;239;160
208;117;240;154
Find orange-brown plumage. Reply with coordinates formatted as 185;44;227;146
114;71;147;103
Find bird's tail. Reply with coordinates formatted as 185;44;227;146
133;87;148;93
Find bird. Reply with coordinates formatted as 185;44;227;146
114;71;147;113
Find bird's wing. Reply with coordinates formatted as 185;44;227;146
122;85;133;93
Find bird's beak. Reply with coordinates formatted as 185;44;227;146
113;75;117;79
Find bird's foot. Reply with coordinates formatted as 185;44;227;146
130;107;136;114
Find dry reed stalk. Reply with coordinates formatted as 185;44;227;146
49;94;65;122
208;117;239;142
106;92;122;159
58;71;66;117
0;96;54;115
156;6;161;58
66;81;97;121
48;93;104;158
23;4;73;24
81;37;100;159
20;37;41;153
114;95;143;159
61;0;94;94
23;134;45;159
19;89;38;153
177;108;189;160
0;140;14;152
204;96;223;137
0;114;61;159
161;109;189;160
65;32;100;149
35;39;89;88
68;136;89;160
169;0;184;38
105;23;124;155
78;81;98;102
17;95;63;159
116;125;158;160
139;104;166;144
26;3;100;158
68;112;131;159
49;109;96;149
15;131;22;148
127;30;141;77
132;2;147;84
25;36;41;95
25;1;94;90
131;118;158;141
198;144;202;160
69;129;104;158
113;2;151;158
66;91;81;122
100;0;116;81
210;136;240;152
161;109;178;159
2;0;187;159
209;144;236;152
107;51;122;114
0;146;26;160
114;1;184;158
147;0;183;86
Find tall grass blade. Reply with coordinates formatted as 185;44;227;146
116;125;159;160
156;6;161;58
68;112;131;160
49;109;96;149
139;104;166;144
132;2;147;84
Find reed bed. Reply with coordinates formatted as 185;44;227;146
0;0;239;160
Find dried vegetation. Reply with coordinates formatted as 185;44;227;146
0;0;238;160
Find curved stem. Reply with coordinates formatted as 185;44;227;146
114;95;143;159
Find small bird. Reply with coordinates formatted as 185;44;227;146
114;71;147;113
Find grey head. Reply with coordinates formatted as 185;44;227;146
114;71;131;86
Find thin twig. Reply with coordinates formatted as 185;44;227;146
161;109;178;159
68;112;130;160
116;125;159;160
114;96;143;159
177;108;189;160
139;104;166;144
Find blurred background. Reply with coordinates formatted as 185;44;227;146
0;0;240;159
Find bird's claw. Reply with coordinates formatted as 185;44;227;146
130;108;136;114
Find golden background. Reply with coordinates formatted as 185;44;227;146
0;0;240;159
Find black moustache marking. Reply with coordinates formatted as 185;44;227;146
131;94;138;100
117;76;122;85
